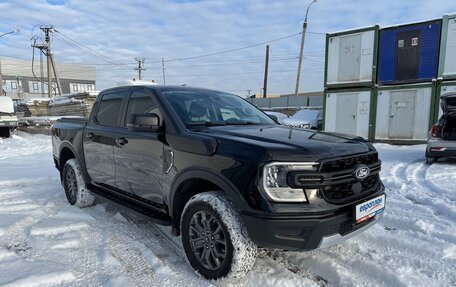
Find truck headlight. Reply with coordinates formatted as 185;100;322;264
262;162;319;202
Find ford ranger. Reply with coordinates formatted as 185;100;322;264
51;85;386;280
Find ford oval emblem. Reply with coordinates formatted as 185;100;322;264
354;165;370;180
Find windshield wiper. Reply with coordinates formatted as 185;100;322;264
186;121;226;127
224;121;258;125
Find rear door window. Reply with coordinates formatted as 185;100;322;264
95;92;124;126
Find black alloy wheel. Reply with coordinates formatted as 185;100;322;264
63;164;78;205
189;211;227;270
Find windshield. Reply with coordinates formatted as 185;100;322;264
290;110;319;121
161;89;276;126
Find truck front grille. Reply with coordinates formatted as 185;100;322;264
320;153;378;173
322;174;379;203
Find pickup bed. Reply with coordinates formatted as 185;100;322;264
52;85;386;279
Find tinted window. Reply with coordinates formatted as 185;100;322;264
162;90;275;126
125;90;162;126
95;92;124;126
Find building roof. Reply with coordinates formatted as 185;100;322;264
0;58;96;81
280;91;323;98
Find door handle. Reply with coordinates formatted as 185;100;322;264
86;132;94;140
115;137;128;145
390;114;394;118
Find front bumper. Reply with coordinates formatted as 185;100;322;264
0;121;18;127
241;193;385;251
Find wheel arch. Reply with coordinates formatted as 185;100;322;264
58;142;90;183
169;168;249;236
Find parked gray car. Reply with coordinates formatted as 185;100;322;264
426;93;456;164
264;111;288;124
282;109;322;130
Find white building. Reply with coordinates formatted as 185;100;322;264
0;58;96;100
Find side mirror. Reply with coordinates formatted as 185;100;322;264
268;114;279;123
127;113;160;132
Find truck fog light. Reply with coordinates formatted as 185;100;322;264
262;162;319;202
305;189;320;201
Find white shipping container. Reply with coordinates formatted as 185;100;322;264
439;15;456;78
375;86;432;141
324;90;371;139
326;28;377;86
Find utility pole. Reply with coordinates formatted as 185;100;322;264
135;58;146;80
263;45;269;98
32;25;62;98
294;0;318;97
16;76;24;100
162;58;166;85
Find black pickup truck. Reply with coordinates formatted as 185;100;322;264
52;85;386;280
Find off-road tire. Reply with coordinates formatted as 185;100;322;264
62;158;95;208
181;191;257;280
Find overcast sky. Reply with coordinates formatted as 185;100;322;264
0;0;455;96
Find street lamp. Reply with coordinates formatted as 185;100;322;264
0;28;20;96
0;28;20;39
294;0;317;98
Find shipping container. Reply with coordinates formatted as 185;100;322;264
378;19;442;85
375;84;434;141
247;95;323;109
325;26;379;88
438;14;456;79
323;88;373;139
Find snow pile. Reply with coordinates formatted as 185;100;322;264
0;133;455;286
20;98;51;105
49;96;84;107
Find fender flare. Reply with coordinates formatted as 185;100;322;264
168;167;250;219
58;142;91;183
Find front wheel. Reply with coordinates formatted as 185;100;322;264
181;191;257;280
62;158;95;208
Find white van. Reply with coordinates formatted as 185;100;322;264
0;96;18;138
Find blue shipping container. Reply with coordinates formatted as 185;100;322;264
378;19;442;85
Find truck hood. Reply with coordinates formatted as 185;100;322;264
192;125;371;161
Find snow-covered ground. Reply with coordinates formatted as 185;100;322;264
0;132;454;287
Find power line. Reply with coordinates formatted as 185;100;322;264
163;32;302;63
53;34;130;66
54;30;130;65
53;32;133;66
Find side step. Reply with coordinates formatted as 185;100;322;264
90;186;172;226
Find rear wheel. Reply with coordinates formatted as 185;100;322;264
62;158;95;207
181;191;257;280
425;156;437;164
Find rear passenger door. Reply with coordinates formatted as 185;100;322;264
83;90;125;187
113;87;165;203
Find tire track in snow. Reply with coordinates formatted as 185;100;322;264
260;250;328;286
403;162;456;221
83;205;211;287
